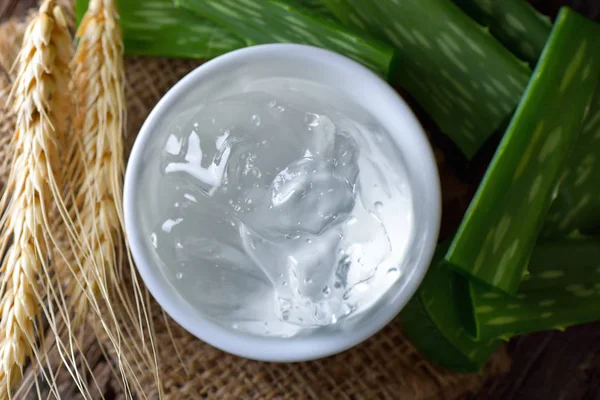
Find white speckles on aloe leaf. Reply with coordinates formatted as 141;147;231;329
560;41;588;92
446;8;600;295
321;0;530;158
538;127;563;163
176;0;395;79
400;243;499;373
487;316;519;325
319;0;367;27
464;239;600;341
528;175;543;204
452;0;552;66
294;0;336;20
540;270;564;279
543;87;600;237
492;215;511;253
76;0;248;59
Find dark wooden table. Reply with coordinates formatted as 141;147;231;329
3;1;600;399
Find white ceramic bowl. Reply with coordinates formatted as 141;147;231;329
124;44;441;362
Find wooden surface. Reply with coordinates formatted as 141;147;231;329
478;322;600;400
3;1;600;399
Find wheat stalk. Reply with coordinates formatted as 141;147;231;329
0;0;71;396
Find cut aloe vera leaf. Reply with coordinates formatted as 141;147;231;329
463;239;600;341
76;0;248;59
544;86;600;237
452;0;552;65
320;0;531;158
446;8;600;295
448;2;600;238
401;243;499;373
175;0;397;78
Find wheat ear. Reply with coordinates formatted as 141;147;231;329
69;0;126;327
67;0;161;396
0;0;71;396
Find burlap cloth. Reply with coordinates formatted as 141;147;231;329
0;9;510;400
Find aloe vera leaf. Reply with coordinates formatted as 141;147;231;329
76;0;248;59
446;8;600;295
452;0;552;65
320;0;531;158
296;0;335;18
543;87;600;237
401;244;499;373
463;239;600;341
175;0;396;78
318;0;372;30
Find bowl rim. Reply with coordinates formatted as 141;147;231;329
124;43;441;362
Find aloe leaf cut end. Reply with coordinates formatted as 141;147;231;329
446;8;600;295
